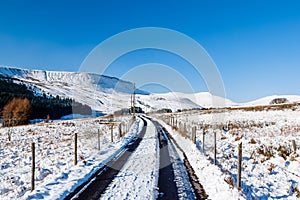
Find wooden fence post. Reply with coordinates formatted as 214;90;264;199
111;124;114;143
118;123;122;139
31;142;35;192
98;129;101;151
8;129;12;141
192;126;196;144
214;130;217;165
74;133;78;165
237;142;242;189
292;140;296;153
202;129;205;154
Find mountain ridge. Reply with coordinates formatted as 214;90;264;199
1;66;300;114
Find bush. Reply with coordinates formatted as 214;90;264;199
156;108;172;113
270;98;288;105
2;97;31;127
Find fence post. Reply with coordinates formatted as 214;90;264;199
202;129;205;154
8;128;12;141
98;129;101;151
237;142;242;189
111;124;114;143
192;126;196;144
74;133;78;165
214;130;217;165
292;140;296;153
31;142;35;192
118;123;122;139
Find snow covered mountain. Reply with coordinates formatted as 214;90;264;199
136;93;203;113
0;66;204;114
2;66;298;115
135;92;237;112
171;92;238;108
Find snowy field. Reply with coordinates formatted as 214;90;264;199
0;115;139;200
153;104;300;199
2;104;300;200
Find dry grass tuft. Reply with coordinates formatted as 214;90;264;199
235;136;242;141
224;176;234;188
249;138;257;144
268;163;275;173
221;135;227;140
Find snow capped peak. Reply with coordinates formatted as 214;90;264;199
156;91;237;108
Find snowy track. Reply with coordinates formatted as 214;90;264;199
67;117;149;200
67;116;206;200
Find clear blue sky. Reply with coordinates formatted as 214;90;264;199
0;0;300;102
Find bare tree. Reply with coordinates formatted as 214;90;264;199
2;97;31;127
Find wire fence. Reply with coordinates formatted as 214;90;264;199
0;115;135;199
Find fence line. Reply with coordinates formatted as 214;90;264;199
0;116;135;194
161;115;300;192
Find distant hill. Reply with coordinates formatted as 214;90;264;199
240;95;300;107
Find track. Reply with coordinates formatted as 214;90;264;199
65;118;147;200
152;119;208;200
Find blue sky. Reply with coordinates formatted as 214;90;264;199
0;0;300;102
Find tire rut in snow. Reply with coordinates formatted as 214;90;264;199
162;126;209;200
155;121;179;200
153;119;208;200
65;118;147;200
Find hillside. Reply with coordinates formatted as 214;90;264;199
0;66;204;114
0;79;92;121
241;95;300;107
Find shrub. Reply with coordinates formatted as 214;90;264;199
249;138;257;144
2;97;31;127
270;98;288;105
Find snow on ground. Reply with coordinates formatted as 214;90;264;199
0;115;140;200
100;118;159;200
153;105;300;199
